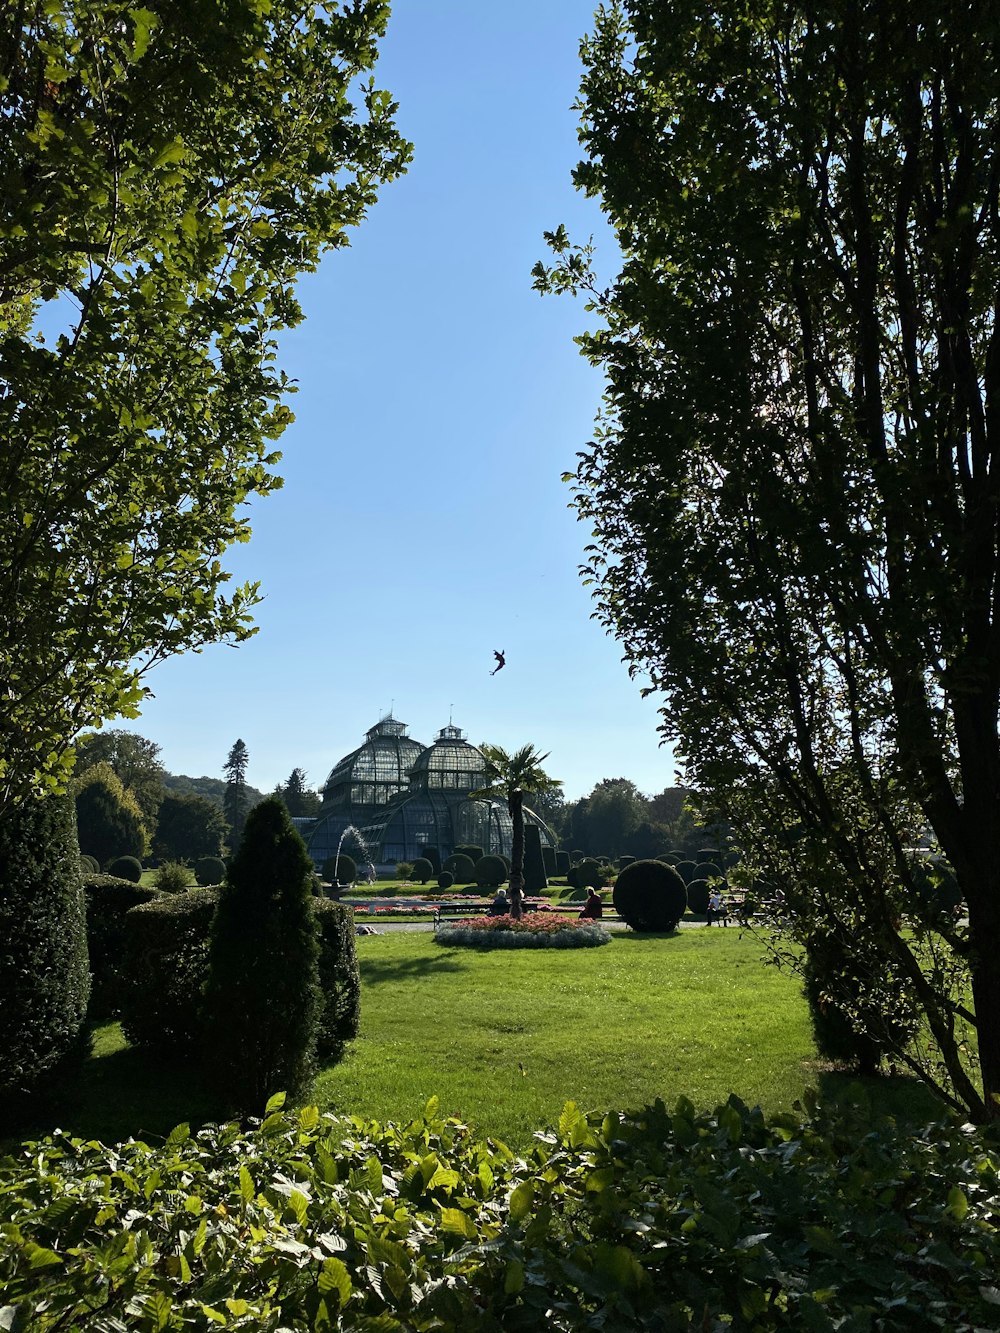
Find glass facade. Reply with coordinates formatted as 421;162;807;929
307;717;555;869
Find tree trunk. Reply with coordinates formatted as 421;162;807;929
508;791;525;919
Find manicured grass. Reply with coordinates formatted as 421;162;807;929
314;929;935;1148
16;928;937;1152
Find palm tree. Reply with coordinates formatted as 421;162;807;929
470;744;562;919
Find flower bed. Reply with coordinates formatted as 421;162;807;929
435;911;611;949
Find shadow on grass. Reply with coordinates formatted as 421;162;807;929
813;1066;943;1125
612;929;683;941
360;953;469;986
3;1034;225;1150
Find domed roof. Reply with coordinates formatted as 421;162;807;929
322;715;426;806
408;724;487;792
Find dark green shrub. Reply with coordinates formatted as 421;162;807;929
474;854;508;888
84;875;160;1019
617;855;636;870
411;857;434;884
108;854;142;882
121;889;219;1054
0;793;90;1112
74;765;147;865
453;845;483;864
194;855;226;887
204;799;321;1112
570;849;585;863
155;861;191;893
523;825;548;895
442;853;475;884
686;878;710;915
324;853;356;886
568;858;602;890
663;851;683;864
696;848;721;863
313;898;360;1064
79;853;100;874
555;850;571;875
613;859;687;932
674;859;696;885
396;861;414;880
437;870;455;890
694;861;724;884
419;845;441;875
542;844;557;875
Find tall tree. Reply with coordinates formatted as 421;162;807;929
222;739;249;849
73;761;148;865
154;792;227;863
75;730;165;828
535;0;1000;1119
578;778;648;858
0;0;410;808
471;745;562;919
274;768;321;819
541;0;1000;1125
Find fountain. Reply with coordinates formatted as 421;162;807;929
333;824;377;888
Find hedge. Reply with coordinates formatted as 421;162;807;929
83;875;161;1019
313;898;361;1064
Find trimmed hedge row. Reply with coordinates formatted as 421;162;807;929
83;875;161;1019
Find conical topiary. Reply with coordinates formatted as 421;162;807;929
204;797;321;1114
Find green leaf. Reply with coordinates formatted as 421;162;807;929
509;1180;534;1222
439;1206;477;1240
317;1256;352;1306
265;1091;287;1116
946;1186;968;1220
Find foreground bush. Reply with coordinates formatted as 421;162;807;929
205;798;321;1112
83;875;160;1019
0;793;90;1111
314;898;361;1064
1;1095;997;1330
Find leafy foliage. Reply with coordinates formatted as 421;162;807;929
107;854;142;883
83;874;160;1019
437;870;455;890
73;762;148;864
74;730;166;828
471;746;562;919
0;2;410;807
121;890;220;1055
411;857;434;885
474;855;507;889
0;793;90;1111
155;861;192;893
204;798;321;1112
442;853;475;885
535;0;1000;1120
155;793;228;863
194;855;226;888
2;1096;998;1330
613;859;687;933
313;899;361;1065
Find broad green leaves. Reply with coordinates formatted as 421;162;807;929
0;1;411;807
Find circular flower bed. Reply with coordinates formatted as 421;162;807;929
435;912;611;949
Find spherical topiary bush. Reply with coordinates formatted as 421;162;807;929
613;859;687;932
568;858;602;890
694;861;724;885
442;853;475;884
475;855;507;889
322;854;356;887
195;855;226;887
674;859;696;885
79;853;100;875
411;857;434;885
686;878;710;915
570;850;585;864
617;855;636;870
437;870;455;890
453;845;483;865
108;855;142;883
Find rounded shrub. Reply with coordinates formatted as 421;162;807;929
569;850;585;864
453;845;483;864
155;861;191;893
411;857;434;885
568;858;602;890
195;856;226;887
0;793;90;1113
686;878;710;915
802;934;917;1076
696;848;721;864
322;854;356;886
442;853;475;884
475;854;507;888
313;898;360;1065
108;855;142;883
617;855;636;870
674;859;697;885
204;798;321;1113
79;853;100;875
613;859;687;932
437;870;455;890
694;861;724;884
419;846;441;875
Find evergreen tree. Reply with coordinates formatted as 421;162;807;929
73;761;148;864
274;767;321;818
204;798;320;1113
222;739;250;849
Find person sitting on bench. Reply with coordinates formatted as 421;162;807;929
579;887;603;919
488;887;510;916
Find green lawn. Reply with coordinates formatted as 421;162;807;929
30;928;937;1152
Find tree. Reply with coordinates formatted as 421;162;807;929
0;0;410;808
470;745;562;919
75;730;165;828
535;0;1000;1118
73;761;148;865
274;768;321;819
204;797;321;1112
577;778;648;859
222;739;249;849
154;792;227;863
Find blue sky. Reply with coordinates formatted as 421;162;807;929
114;0;676;804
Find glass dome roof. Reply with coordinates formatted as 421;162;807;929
322;715;426;809
408;724;487;792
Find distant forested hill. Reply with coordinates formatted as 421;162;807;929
162;773;266;811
